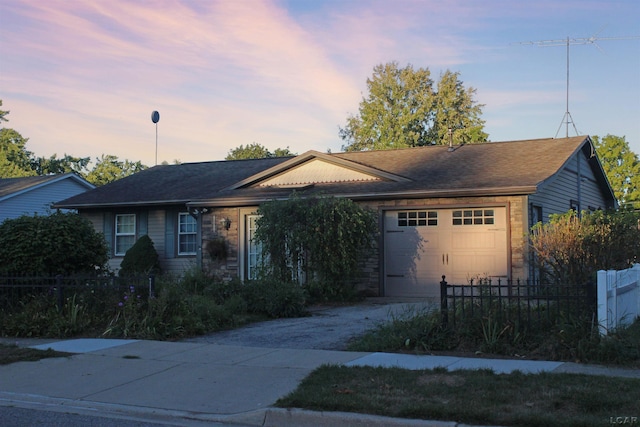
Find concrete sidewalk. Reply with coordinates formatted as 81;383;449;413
1;338;639;426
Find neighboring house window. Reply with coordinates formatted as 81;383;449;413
452;209;494;225
178;213;197;255
397;211;438;227
115;214;136;255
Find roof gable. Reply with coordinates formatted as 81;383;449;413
229;150;411;189
0;173;94;203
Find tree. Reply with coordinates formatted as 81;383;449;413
86;154;147;186
225;142;296;160
429;70;488;146
31;153;91;176
0;100;35;178
0;128;34;178
0;100;8;122
339;61;487;151
592;135;640;208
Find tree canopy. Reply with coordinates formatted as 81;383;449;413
592;134;640;209
85;154;147;186
225;142;296;160
339;62;487;151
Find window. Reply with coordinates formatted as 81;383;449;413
397;210;438;227
115;214;136;255
178;213;197;255
452;209;495;226
246;214;262;279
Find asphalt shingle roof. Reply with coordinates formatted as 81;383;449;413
54;136;607;209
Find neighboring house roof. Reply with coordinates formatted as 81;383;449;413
0;173;95;203
54;136;616;209
1;173;96;222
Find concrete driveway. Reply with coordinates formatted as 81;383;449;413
183;297;437;350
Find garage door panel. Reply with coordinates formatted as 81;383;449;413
384;208;509;298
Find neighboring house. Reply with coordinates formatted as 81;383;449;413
54;136;616;297
0;173;95;223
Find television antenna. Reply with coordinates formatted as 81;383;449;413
151;110;160;165
514;30;640;138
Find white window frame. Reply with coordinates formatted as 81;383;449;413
178;212;197;255
115;214;136;256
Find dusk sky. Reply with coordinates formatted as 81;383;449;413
1;0;639;167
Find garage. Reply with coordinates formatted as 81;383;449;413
384;207;508;297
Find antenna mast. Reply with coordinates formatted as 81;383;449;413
515;32;640;138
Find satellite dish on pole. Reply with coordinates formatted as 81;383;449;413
151;111;160;165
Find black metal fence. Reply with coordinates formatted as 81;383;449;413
0;274;156;311
439;275;597;330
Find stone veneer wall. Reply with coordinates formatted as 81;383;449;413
201;208;240;281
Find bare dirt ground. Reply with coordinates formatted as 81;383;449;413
183;298;437;350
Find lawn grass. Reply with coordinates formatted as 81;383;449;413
276;365;640;427
0;343;73;365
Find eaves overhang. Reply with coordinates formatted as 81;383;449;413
187;185;539;208
52;199;191;210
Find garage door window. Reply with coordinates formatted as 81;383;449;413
397;211;437;227
452;209;494;226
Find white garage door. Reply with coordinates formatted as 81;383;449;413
384;208;508;297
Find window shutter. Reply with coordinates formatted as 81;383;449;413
103;212;114;255
165;210;176;259
138;211;148;236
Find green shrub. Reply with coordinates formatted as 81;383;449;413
242;279;308;318
119;235;160;277
0;212;109;275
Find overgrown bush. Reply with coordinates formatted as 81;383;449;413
119;235;160;277
0;212;109;275
254;193;377;300
1;270;311;340
530;208;640;284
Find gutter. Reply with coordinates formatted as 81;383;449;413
187;186;538;208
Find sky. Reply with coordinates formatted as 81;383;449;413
1;0;639;168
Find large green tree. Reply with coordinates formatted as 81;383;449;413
1;128;34;178
225;142;295;160
31;154;91;176
86;154;147;186
429;70;488;146
592;135;640;208
339;62;487;151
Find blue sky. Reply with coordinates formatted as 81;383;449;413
1;0;639;167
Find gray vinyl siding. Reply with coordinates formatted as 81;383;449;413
529;152;609;223
0;179;89;222
93;208;196;275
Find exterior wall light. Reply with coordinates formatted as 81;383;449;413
220;218;231;230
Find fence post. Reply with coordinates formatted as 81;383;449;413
597;270;609;335
56;274;64;311
148;274;155;299
440;275;448;327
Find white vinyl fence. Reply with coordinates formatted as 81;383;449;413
597;264;640;335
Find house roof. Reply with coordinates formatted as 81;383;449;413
0;173;95;203
54;136;615;209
